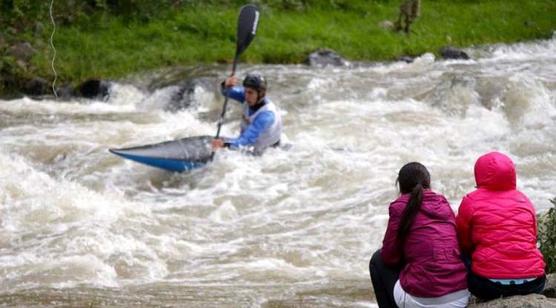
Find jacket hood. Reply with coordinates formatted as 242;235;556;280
396;190;452;220
421;190;453;220
474;151;516;191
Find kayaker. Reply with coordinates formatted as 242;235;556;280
212;73;283;155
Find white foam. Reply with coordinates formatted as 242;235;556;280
0;38;555;307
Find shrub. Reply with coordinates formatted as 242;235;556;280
539;198;556;273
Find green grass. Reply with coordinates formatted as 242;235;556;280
4;0;556;92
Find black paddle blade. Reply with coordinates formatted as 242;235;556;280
236;4;259;57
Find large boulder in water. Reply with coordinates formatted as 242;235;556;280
23;77;49;96
139;66;220;112
56;84;77;100
77;79;111;100
439;46;470;60
163;77;216;112
305;48;348;67
397;55;415;63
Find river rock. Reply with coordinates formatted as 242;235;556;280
305;49;348;67
131;66;220;112
77;79;111;100
165;77;215;112
56;84;76;99
23;77;49;96
8;42;36;62
398;55;415;63
439;46;470;60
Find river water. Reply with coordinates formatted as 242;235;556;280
1;38;555;307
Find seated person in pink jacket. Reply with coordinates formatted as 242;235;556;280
456;151;546;300
370;162;469;308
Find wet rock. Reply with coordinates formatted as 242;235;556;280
398;55;415;63
544;274;556;298
468;294;556;307
23;77;49;96
305;48;348;67
77;79;111;100
439;46;470;60
126;66;221;112
8;42;36;62
165;77;215;112
56;84;76;100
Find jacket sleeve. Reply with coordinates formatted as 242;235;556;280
381;203;404;267
456;196;474;254
227;111;275;148
220;82;245;103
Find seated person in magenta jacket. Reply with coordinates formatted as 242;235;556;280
456;151;546;301
370;162;469;308
212;73;282;155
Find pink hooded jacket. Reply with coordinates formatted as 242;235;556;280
381;190;468;297
456;151;545;278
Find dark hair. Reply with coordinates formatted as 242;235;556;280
396;162;431;243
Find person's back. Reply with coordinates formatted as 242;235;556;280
384;190;467;298
456;151;546;300
370;162;468;308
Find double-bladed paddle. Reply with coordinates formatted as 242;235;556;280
211;4;260;160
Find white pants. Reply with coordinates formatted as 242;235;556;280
393;280;470;308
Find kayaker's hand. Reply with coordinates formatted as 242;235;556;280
224;76;239;88
212;138;225;150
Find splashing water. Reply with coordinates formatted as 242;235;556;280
1;38;555;307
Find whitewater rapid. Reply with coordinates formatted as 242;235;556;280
1;37;555;307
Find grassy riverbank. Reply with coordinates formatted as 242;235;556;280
1;0;554;96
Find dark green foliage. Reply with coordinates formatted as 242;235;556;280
0;0;554;97
539;198;556;273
